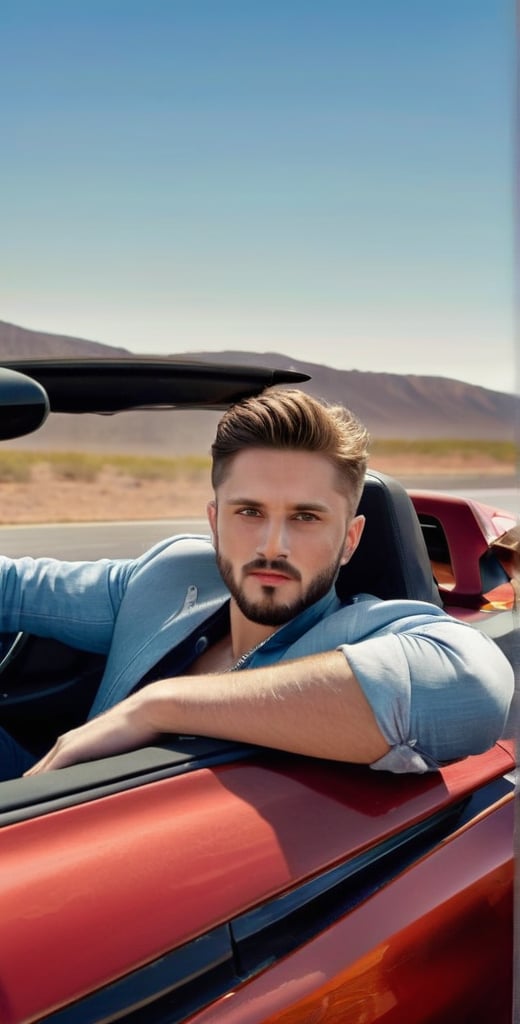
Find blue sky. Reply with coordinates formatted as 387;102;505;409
1;1;515;392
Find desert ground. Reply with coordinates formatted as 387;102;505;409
0;454;516;525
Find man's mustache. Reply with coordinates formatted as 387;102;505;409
242;559;302;582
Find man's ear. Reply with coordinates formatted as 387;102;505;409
340;514;365;565
207;500;217;546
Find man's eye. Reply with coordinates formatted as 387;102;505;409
294;512;319;522
237;507;261;517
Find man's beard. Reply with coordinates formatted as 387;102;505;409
215;550;344;626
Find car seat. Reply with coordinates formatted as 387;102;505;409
336;469;442;606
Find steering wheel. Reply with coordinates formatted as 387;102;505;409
0;632;29;675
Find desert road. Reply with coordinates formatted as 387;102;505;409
0;519;209;559
0;488;516;560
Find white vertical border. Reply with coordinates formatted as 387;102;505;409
513;3;520;1020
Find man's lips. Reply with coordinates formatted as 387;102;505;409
248;570;294;586
242;560;301;586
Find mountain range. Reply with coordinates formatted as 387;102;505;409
0;320;517;452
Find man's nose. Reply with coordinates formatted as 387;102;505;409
256;518;289;560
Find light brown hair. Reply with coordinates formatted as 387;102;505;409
211;387;369;516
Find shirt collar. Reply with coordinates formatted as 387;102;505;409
255;586;342;652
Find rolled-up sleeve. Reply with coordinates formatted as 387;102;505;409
339;619;514;773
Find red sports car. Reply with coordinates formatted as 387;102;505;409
0;360;516;1024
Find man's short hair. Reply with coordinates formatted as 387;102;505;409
211;387;370;516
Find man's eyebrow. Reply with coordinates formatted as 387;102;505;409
225;498;332;513
225;497;262;507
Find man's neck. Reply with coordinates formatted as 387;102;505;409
229;602;279;660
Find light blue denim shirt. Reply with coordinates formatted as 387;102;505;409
0;535;513;774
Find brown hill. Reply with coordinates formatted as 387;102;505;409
0;321;517;452
0;320;131;359
184;350;519;443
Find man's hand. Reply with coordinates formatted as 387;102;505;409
24;695;160;775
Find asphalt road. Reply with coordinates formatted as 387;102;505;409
0;519;209;559
0;488;516;560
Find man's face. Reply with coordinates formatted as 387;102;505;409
207;448;364;626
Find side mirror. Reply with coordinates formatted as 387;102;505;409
0;368;50;440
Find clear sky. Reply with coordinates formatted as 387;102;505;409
1;1;516;393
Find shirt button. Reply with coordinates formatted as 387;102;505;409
195;636;208;655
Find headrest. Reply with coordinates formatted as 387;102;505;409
336;469;442;606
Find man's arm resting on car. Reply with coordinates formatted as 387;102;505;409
25;651;390;774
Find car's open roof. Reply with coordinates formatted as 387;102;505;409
1;359;310;414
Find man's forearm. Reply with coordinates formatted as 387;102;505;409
26;650;390;774
135;650;390;763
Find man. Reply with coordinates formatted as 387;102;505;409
0;388;513;780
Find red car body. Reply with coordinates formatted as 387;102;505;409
0;360;516;1024
1;743;515;1024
